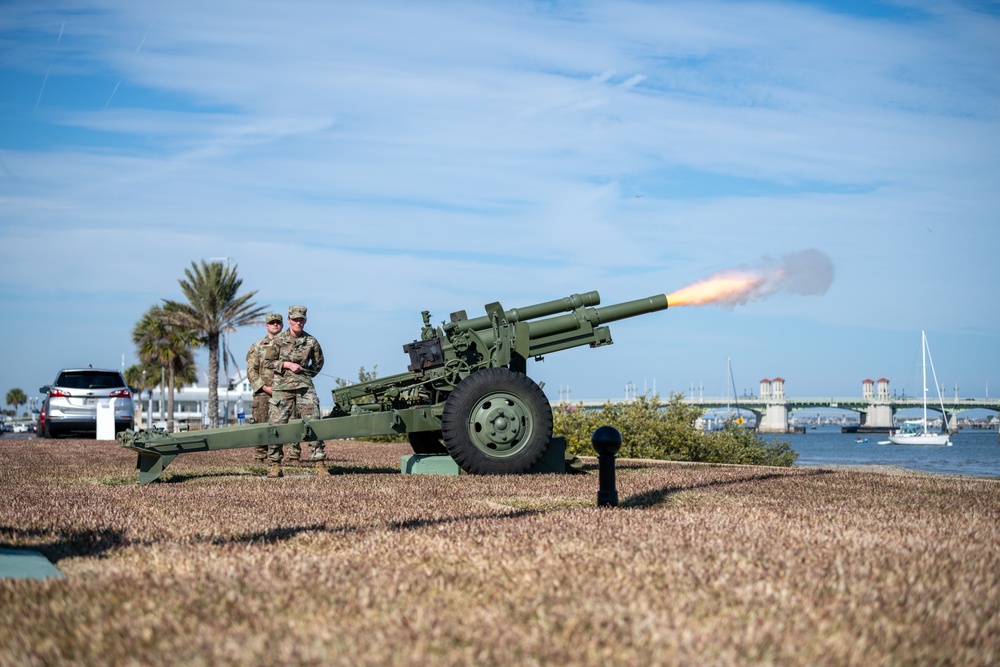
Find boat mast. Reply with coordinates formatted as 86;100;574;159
921;330;928;434
923;330;950;434
729;355;742;425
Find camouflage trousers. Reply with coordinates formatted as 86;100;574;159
252;391;302;461
267;387;325;463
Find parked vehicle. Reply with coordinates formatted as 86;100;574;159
38;368;134;438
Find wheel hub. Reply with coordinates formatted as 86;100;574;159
469;394;530;454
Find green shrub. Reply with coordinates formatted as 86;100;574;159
553;392;797;467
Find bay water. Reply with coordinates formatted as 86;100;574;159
769;425;1000;478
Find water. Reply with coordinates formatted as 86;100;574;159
768;426;1000;478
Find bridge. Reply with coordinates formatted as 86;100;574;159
557;395;1000;434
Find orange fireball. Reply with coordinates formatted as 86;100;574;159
666;273;760;307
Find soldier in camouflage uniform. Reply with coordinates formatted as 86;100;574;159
245;313;303;462
266;305;329;478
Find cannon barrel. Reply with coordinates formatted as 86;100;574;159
451;291;601;333
525;294;668;339
466;293;668;350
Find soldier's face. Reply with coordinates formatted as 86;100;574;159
289;317;306;335
266;321;282;336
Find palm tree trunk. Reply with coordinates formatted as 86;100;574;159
167;366;176;433
208;337;220;428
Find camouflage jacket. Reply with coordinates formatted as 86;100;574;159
245;335;279;394
269;329;325;392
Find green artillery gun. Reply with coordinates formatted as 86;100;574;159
117;291;668;483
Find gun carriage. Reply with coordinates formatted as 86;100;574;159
118;291;668;483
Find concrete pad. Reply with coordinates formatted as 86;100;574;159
0;548;65;580
401;454;462;475
400;437;568;476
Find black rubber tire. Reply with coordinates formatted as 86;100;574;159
407;430;448;455
441;368;552;475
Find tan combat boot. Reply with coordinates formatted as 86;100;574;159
315;461;330;477
267;462;283;478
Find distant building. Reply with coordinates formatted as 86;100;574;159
136;369;253;430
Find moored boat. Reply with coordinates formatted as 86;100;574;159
887;419;951;446
885;331;952;447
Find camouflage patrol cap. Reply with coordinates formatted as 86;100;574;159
265;313;283;324
288;305;308;320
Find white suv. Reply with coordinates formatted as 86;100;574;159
39;368;134;438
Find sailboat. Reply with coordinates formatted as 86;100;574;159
886;331;952;446
697;355;745;432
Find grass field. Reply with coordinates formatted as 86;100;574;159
1;438;998;666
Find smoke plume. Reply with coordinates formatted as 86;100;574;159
666;249;834;308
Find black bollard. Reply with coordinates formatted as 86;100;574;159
592;425;622;507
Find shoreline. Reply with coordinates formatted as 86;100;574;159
796;461;1000;480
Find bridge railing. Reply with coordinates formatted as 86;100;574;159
554;396;1000;412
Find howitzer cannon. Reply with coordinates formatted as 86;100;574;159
118;291;668;483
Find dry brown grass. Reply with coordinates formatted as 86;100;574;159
1;438;998;666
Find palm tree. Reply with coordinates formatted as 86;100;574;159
163;260;267;428
132;305;200;432
5;388;27;416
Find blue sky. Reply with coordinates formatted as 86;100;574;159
2;0;998;414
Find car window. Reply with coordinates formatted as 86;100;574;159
55;372;126;390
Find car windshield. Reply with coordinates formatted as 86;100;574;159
56;372;124;390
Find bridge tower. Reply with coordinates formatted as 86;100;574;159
860;378;895;430
758;377;790;434
772;377;785;399
877;378;891;401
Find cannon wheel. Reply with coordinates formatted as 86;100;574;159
407;430;448;455
441;368;552;475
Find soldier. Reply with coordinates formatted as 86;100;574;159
245;313;304;463
266;305;329;478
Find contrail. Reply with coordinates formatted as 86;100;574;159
104;81;122;110
34;21;65;113
666;249;834;308
105;21;153;110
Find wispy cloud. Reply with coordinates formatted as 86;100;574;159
1;0;998;400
